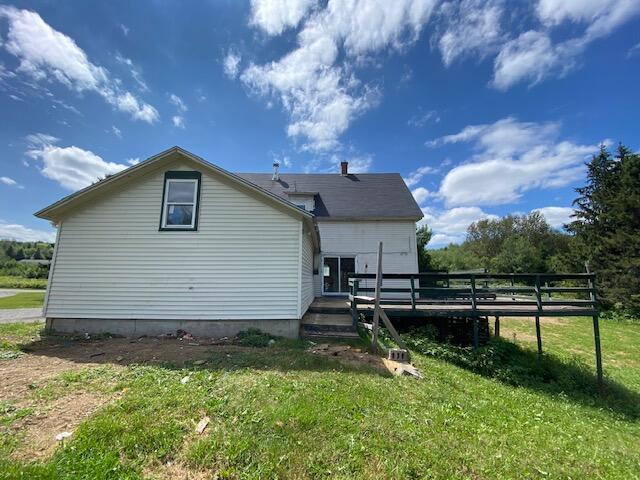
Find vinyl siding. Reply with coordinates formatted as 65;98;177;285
46;160;302;320
313;220;418;296
300;224;314;314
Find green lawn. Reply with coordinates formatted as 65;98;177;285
0;292;45;309
0;318;639;479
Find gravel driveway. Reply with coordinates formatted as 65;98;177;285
0;308;44;324
0;289;46;324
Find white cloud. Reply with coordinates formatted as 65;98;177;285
403;165;435;187
432;117;597;206
169;94;187;128
0;6;159;123
628;41;640;58
172;115;185;129
420;206;498;246
435;0;505;66
223;51;241;79
537;0;637;32
115;53;149;92
491;31;575;90
412;187;432;205
0;176;17;185
169;93;187;113
127;158;140;165
111;125;122;138
532;206;575;229
0;221;56;242
492;0;640;89
407;109;439;128
120;24;129;36
249;0;317;35
26;135;128;190
25;132;59;146
240;0;436;151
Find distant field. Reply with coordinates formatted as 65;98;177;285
0;276;47;290
0;292;46;309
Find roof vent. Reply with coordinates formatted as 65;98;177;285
272;160;280;181
340;161;348;176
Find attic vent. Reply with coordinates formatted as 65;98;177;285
272;161;280;181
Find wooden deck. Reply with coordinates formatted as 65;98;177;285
311;296;596;318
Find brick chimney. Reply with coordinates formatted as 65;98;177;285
340;161;348;176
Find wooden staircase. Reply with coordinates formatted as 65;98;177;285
300;300;359;339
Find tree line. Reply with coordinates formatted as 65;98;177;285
419;145;639;311
0;240;53;279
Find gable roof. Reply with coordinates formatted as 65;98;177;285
34;147;321;249
237;173;423;221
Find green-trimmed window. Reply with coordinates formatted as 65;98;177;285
160;171;201;231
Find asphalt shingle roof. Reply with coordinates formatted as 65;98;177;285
237;173;423;220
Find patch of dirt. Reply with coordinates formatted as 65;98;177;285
144;461;212;480
0;354;93;402
504;331;538;343
308;344;390;374
502;316;567;325
0;336;255;404
11;390;111;460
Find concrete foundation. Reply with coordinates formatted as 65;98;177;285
45;317;301;339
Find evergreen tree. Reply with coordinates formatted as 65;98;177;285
569;144;640;309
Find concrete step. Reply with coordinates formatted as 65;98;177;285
301;312;358;339
302;312;353;326
301;330;360;339
308;305;351;315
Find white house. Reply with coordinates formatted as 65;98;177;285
36;147;423;338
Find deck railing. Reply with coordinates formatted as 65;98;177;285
348;272;598;317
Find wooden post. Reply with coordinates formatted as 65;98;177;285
494;316;500;337
535;317;543;355
350;279;359;326
511;274;515;301
534;275;543;356
585;262;604;393
470;274;478;349
592;313;604;393
371;242;383;352
410;276;416;312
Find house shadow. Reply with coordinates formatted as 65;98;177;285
411;335;640;421
18;333;391;378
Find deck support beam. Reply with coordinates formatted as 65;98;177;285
472;318;479;349
534;276;543;356
535;316;543;355
593;314;604;393
494;316;500;337
585;262;604;393
371;242;383;353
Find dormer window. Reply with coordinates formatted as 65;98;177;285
285;191;317;213
160;171;201;231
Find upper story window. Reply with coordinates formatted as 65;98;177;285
160;171;201;231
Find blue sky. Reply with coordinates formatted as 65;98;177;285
0;0;638;246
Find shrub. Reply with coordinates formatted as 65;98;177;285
0;276;47;289
235;328;277;347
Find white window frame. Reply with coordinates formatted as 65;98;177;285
161;178;199;229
